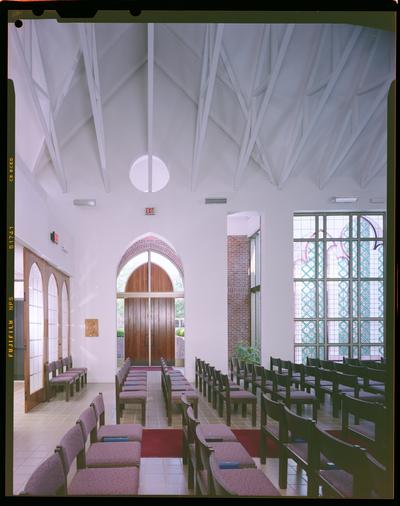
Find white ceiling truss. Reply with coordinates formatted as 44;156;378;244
12;24;68;192
79;23;110;192
9;21;395;195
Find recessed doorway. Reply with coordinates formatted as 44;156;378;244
117;243;184;366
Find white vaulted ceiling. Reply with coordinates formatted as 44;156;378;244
8;20;396;196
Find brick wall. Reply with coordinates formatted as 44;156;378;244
227;236;250;359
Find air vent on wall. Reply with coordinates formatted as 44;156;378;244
205;198;227;204
73;199;96;207
331;197;358;203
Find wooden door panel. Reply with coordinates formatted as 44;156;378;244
124;298;148;364
151;264;173;292
125;264;148;292
151;298;175;365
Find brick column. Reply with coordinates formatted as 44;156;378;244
227;236;250;359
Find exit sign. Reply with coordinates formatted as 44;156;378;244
145;207;155;215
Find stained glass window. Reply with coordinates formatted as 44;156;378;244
294;213;385;363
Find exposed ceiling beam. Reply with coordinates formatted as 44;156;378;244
360;115;386;188
234;24;295;189
278;26;362;188
319;78;390;189
154;56;264;174
357;30;382;93
162;23;234;95
220;35;276;185
361;153;386;188
191;23;224;191
33;24;133;177
306;25;331;97
147;23;154;193
281;26;325;180
34;56;147;175
12;27;68;192
318;110;352;188
79;24;110;192
32;47;82;176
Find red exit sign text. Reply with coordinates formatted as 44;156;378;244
145;207;155;215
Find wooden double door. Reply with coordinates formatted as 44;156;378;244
124;263;175;365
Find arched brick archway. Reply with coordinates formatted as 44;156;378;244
118;236;183;280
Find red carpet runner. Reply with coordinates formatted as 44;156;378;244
141;429;279;458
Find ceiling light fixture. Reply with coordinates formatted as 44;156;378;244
73;199;96;207
331;197;358;203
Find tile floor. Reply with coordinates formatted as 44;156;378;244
12;370;342;496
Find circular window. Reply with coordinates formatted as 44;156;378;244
129;155;169;192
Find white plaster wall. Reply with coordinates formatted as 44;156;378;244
15;159;75;276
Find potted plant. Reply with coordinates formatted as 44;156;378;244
233;340;260;364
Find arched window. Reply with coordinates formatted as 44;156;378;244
62;283;69;357
48;274;59;362
28;263;44;394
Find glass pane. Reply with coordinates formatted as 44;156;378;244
326;215;350;238
295;346;316;364
326;241;349;278
250;238;256;288
255;232;261;286
327;321;350;343
351;242;358;278
151;252;184;291
359;242;384;278
360;320;384;344
360;345;384;360
326;281;349;317
255;290;261;352
317;241;324;278
352;346;359;358
360;215;383;238
295;321;316;344
318;282;324;318
250;292;256;346
294;281;316;318
318;216;324;239
352;281;358;317
117;252;149;292
293;216;316;239
48;275;58;363
319;347;325;360
352;215;358;238
294;242;315;278
328;346;349;360
360;281;384;317
62;283;69;357
318;320;325;343
352;321;358;343
29;263;44;395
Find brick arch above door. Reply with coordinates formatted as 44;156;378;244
118;236;183;280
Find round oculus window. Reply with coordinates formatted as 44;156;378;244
129;155;169;192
